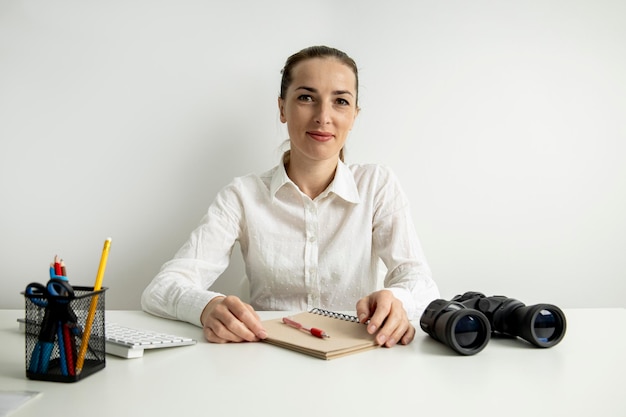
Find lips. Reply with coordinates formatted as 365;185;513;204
307;131;334;142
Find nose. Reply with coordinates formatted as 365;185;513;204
315;101;331;125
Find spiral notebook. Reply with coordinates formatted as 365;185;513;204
262;308;378;360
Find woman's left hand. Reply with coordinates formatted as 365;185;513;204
356;290;415;347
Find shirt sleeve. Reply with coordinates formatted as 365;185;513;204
371;166;440;320
141;183;242;327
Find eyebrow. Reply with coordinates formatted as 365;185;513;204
295;86;355;97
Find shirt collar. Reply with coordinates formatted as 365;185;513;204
269;156;361;204
326;159;361;203
269;160;291;197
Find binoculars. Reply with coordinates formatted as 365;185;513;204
419;291;566;355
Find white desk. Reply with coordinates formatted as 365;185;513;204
1;309;624;417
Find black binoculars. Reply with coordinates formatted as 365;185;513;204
419;291;567;355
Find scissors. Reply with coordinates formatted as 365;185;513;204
26;279;77;375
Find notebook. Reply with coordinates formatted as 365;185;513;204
0;391;41;417
262;308;378;360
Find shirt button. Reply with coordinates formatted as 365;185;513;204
309;236;316;242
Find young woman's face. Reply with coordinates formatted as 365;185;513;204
278;57;359;165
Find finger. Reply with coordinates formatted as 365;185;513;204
400;324;416;345
367;295;394;337
369;293;408;346
203;309;250;343
203;296;262;343
222;296;267;340
355;296;372;324
379;315;411;347
207;313;259;343
241;304;267;339
203;322;241;343
373;310;399;346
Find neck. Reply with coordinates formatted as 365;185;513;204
285;153;338;200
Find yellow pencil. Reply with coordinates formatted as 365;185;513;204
76;237;111;374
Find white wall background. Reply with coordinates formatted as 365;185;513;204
1;0;624;311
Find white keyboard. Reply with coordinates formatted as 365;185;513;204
105;323;197;359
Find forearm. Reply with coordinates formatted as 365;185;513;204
141;258;226;327
383;257;439;318
385;269;440;320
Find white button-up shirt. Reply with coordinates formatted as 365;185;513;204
141;158;439;326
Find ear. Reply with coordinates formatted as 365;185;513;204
278;97;287;123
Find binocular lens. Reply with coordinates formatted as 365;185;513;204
511;304;566;347
420;300;491;355
533;309;557;342
455;315;483;348
442;310;490;355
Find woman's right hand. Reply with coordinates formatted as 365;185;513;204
200;295;267;343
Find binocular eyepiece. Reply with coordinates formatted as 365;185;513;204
419;292;566;355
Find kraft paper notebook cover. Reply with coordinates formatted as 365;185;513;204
262;308;378;360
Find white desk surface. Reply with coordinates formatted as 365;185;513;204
1;308;624;417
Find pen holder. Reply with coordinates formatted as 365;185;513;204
23;286;107;382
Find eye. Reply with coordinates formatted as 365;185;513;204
336;98;350;106
297;94;313;102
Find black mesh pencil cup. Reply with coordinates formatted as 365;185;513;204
23;284;107;382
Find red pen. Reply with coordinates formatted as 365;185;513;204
54;255;63;276
63;324;76;376
282;317;330;339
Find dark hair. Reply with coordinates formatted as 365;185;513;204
279;45;359;106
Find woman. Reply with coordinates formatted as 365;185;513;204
141;45;439;348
